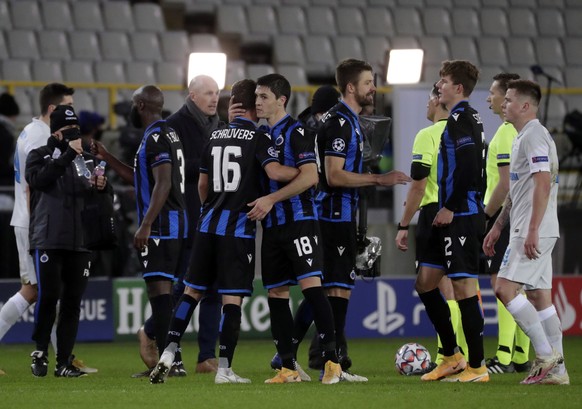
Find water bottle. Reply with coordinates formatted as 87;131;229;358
92;160;107;178
74;155;92;179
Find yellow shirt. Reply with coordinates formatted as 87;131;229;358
411;120;446;207
484;121;517;205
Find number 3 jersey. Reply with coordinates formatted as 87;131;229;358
198;117;275;238
134;119;187;239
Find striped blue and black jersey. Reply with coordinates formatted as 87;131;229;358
198;117;274;238
263;114;318;228
437;100;486;216
315;101;364;222
134;120;187;239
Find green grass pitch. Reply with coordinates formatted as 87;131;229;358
1;337;580;409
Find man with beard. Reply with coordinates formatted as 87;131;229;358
315;59;411;375
95;85;187;369
135;75;224;376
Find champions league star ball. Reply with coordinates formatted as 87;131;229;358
394;343;432;375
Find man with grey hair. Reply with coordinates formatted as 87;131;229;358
136;76;224;376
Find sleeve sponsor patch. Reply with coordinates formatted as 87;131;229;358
456;136;474;147
298;152;316;159
412;154;423;160
497;153;510;160
155;152;170;161
532;156;548;163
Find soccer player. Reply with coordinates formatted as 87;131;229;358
251;73;354;384
395;83;467;368
482;73;532;375
149;79;303;384
484;80;566;385
416;60;488;383
316;59;410;372
95;85;187;366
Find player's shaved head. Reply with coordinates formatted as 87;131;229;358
133;85;164;113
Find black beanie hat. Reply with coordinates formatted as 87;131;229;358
50;105;79;134
0;93;20;117
310;85;340;115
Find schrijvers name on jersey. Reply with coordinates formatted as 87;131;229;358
210;128;255;140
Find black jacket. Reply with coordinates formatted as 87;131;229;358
25;144;109;252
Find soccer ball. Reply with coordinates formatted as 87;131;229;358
394;342;432;375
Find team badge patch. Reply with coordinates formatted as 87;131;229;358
268;146;278;158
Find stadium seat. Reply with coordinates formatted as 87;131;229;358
506;38;537;66
64;61;95;83
225;60;246;86
189;33;222;52
72;89;95;113
156;62;186;86
10;0;43;30
339;0;366;6
277;6;308;35
1;60;32;81
448;38;480;65
336;8;366;36
393;8;423;36
133;3;166;32
565;67;582;87
103;1;135;32
38;30;71;61
281;0;310;6
71;1;104;31
396;0;423;6
451;8;481;37
159;31;190;62
13;88;34;119
508;8;537;37
480;8;510;37
311;0;338;5
303;35;335;77
0;1;11;30
7;30;39;60
95;61;127;84
41;0;73;31
217;5;249;35
253;0;281;4
536;9;566;37
69;31;101;61
422;8;453;36
423;64;443;84
419;37;450;65
364;8;395;37
481;0;509;6
509;0;536;6
538;0;565;6
368;0;396;5
0;32;8;60
307;7;337;36
536;38;565;67
273;35;305;66
163;91;187;115
184;0;218;14
277;64;308;86
477;38;508;66
391;37;420;49
425;0;453;6
363;36;390;74
99;32;133;62
453;0;480;6
247;5;278;36
225;0;252;4
333;36;365;62
479;65;504;84
247;64;275;79
564;38;582;66
565;10;582;36
506;66;534;81
125;62;156;85
130;32;162;62
536;67;564;84
540;95;568;130
32;60;62;83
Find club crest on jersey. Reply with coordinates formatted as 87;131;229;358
275;135;284;146
332;138;345;152
268;146;278;158
40;253;49;263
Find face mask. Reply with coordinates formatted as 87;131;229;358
61;127;81;142
48;135;69;151
129;105;143;129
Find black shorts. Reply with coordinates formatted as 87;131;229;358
138;238;183;281
261;220;324;289
184;232;255;297
481;208;510;274
415;203;441;270
319;220;357;289
425;213;485;278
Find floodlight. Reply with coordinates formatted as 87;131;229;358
385;49;424;85
187;53;227;89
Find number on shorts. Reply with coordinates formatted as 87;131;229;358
293;236;313;257
444;236;452;256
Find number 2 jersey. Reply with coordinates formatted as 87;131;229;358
134;119;187;239
198;117;275;238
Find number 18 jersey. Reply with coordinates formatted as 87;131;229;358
198;117;276;238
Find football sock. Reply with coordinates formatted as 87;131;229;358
328;296;349;356
150;293;173;357
268;297;295;369
496;298;516;365
166;294;198;346
292;298;314;355
539;305;565;374
450;300;467;357
513;326;531;364
458;295;484;368
0;292;30;340
302;287;337;363
197;293;221;362
218;304;242;368
506;293;552;357
418;288;457;356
